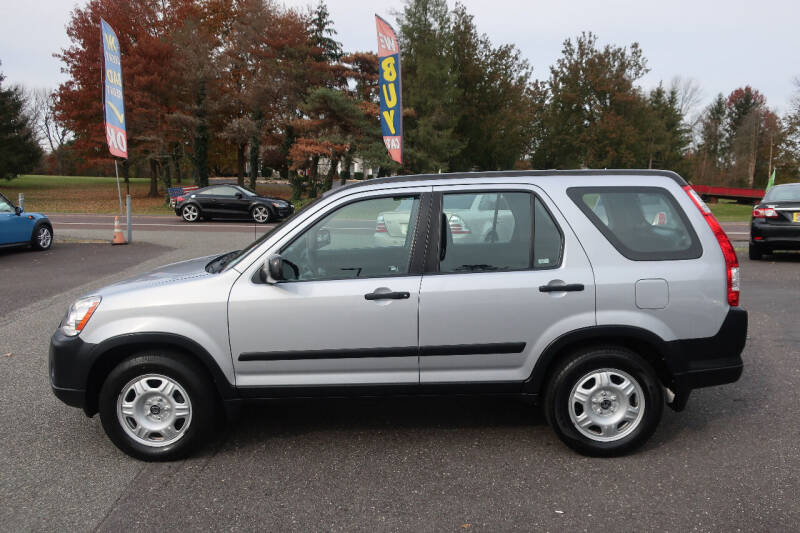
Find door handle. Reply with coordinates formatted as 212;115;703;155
365;291;410;301
539;283;584;293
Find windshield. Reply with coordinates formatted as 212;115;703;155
222;195;326;272
764;184;800;203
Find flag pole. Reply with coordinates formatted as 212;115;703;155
114;158;123;215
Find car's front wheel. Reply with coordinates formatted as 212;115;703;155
31;224;53;251
545;346;663;457
98;350;218;461
251;205;272;224
181;204;200;223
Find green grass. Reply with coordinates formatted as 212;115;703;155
708;200;754;222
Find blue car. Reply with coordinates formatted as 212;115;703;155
0;192;53;251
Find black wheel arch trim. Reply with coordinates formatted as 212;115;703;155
53;331;237;416
524;308;747;401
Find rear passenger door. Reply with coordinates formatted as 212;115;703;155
418;184;596;384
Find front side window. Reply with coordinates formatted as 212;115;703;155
280;195;421;281
440;191;535;273
568;187;701;261
0;196;14;213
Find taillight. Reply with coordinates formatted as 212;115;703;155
752;207;777;218
375;215;387;233
448;214;471;234
684;186;739;306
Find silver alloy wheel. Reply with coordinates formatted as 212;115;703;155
568;368;645;442
252;205;270;223
182;204;199;222
116;374;192;447
37;227;52;249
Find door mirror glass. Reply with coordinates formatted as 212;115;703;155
263;254;299;283
235;192;243;199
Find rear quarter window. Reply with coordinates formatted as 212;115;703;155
568;186;702;261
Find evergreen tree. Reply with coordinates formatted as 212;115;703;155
398;0;463;173
0;70;42;180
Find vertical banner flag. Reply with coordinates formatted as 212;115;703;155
101;18;127;159
375;15;402;165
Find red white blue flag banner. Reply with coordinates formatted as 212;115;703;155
375;15;402;165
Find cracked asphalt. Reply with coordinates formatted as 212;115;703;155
0;224;798;531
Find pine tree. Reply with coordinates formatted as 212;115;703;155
0;70;42;180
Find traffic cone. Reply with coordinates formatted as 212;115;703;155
112;216;128;245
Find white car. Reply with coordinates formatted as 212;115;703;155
375;193;516;246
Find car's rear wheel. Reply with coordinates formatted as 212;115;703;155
98;350;218;461
181;204;200;223
31;224;52;251
251;205;272;224
748;243;765;260
545;346;663;457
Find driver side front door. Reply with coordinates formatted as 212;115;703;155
228;188;432;388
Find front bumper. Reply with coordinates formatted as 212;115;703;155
275;204;294;218
664;307;747;410
49;329;94;410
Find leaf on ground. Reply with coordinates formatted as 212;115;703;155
3;353;12;358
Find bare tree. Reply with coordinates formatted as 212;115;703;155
670;77;703;143
24;87;72;173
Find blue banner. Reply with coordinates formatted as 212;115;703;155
101;18;127;158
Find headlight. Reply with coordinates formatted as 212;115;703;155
62;296;101;336
271;202;286;208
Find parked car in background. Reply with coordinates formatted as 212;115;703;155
50;170;746;460
749;183;800;260
0;192;53;251
174;184;293;224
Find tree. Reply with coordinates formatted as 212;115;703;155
26;88;72;174
0;70;42;180
530;32;651;169
725;86;766;186
448;4;536;171
398;0;463;173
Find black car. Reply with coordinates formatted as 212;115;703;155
749;182;800;260
174;184;293;224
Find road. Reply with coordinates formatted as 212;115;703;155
1;223;798;531
48;213;280;234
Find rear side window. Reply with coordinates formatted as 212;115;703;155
437;191;563;273
568;187;702;261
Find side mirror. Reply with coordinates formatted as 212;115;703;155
14;206;23;215
235;192;243;199
315;228;331;249
260;254;298;283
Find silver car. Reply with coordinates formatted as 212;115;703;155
50;170;747;460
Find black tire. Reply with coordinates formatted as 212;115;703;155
98;350;219;461
31;223;53;251
748;243;763;261
544;346;663;457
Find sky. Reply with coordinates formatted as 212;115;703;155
1;0;798;116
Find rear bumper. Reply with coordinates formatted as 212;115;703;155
750;220;800;248
664;307;747;410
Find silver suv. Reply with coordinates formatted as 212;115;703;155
50;171;747;460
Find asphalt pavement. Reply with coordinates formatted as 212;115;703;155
1;221;798;531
